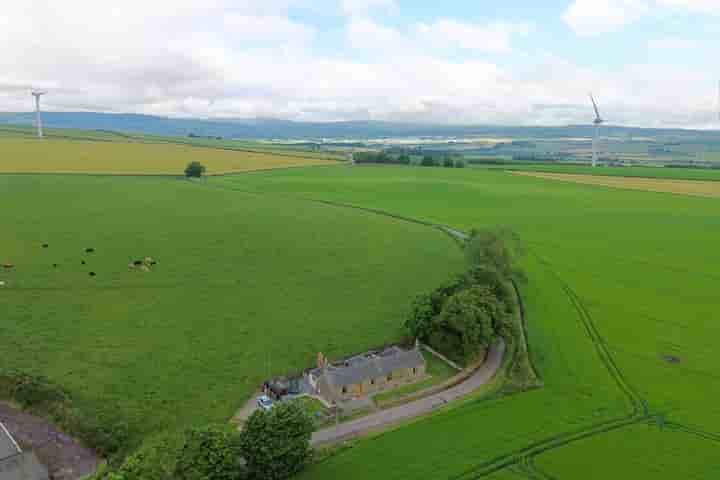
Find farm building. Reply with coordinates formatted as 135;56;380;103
310;344;426;402
0;423;49;480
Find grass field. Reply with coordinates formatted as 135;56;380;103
1;174;463;447
212;165;720;479
0;137;338;174
512;170;720;198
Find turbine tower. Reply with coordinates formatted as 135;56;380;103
590;93;604;168
31;90;46;138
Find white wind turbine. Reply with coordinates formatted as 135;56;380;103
31;90;47;138
590;93;605;168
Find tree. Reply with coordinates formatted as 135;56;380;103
238;402;313;480
174;425;245;480
443;156;454;168
420;155;436;167
398;154;411;165
454;159;467;168
184;161;206;178
436;287;496;361
465;228;524;280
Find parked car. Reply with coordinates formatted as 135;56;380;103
257;395;274;411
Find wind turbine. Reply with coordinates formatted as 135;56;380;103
590;93;604;167
31;90;47;138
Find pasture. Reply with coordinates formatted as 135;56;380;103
500;163;720;181
213;165;720;478
0;137;336;174
1;174;464;446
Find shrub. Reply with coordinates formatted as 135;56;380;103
175;425;245;480
184;161;206;178
238;402;313;480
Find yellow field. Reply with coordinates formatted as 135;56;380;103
0;138;337;174
513;171;720;198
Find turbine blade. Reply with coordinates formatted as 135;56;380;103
590;94;601;120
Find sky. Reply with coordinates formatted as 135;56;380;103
1;0;719;127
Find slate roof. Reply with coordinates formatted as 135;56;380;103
0;423;20;461
324;347;425;387
0;423;49;480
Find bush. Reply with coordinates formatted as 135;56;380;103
175;425;245;480
238;402;313;480
184;161;206;178
454;159;467;168
443;157;454;168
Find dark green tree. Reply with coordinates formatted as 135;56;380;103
238;402;313;480
184;161;206;178
465;228;524;279
420;155;436;167
443;156;454;168
454;159;467;168
174;425;245;480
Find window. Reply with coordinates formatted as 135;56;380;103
412;367;417;375
370;378;375;385
387;374;393;382
342;386;347;394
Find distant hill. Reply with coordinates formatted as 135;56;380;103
1;111;719;141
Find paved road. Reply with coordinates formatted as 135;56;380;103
311;339;506;446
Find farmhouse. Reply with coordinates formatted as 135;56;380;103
310;344;426;402
0;423;49;480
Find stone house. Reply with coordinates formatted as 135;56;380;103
310;344;426;402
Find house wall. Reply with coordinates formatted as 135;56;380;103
327;365;428;402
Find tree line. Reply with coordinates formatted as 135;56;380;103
353;151;466;168
405;228;524;364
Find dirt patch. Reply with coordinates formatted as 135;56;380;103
661;354;682;364
512;171;720;198
0;403;101;480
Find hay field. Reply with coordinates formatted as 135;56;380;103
512;170;720;198
214;166;720;479
0;137;336;174
1;174;463;446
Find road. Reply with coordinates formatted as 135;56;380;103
311;339;506;446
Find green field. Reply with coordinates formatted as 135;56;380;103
211;165;720;478
1;174;464;446
4;133;720;479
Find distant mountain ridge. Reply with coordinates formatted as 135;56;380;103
1;111;718;140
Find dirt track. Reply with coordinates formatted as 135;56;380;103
512;171;720;198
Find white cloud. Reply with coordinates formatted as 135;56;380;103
563;0;650;35
647;36;698;50
415;20;532;53
0;0;717;127
657;0;720;14
340;0;397;16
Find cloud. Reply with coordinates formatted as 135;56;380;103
415;19;532;53
0;0;716;128
563;0;650;35
340;0;397;16
656;0;720;14
647;36;698;50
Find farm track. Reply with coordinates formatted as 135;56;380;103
190;178;720;479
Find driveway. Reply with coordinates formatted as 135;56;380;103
311;339;506;446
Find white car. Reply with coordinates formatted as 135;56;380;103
257;395;274;411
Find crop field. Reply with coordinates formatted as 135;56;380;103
0;137;337;174
213;166;720;478
499;163;720;181
512;171;720;198
1;174;464;446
